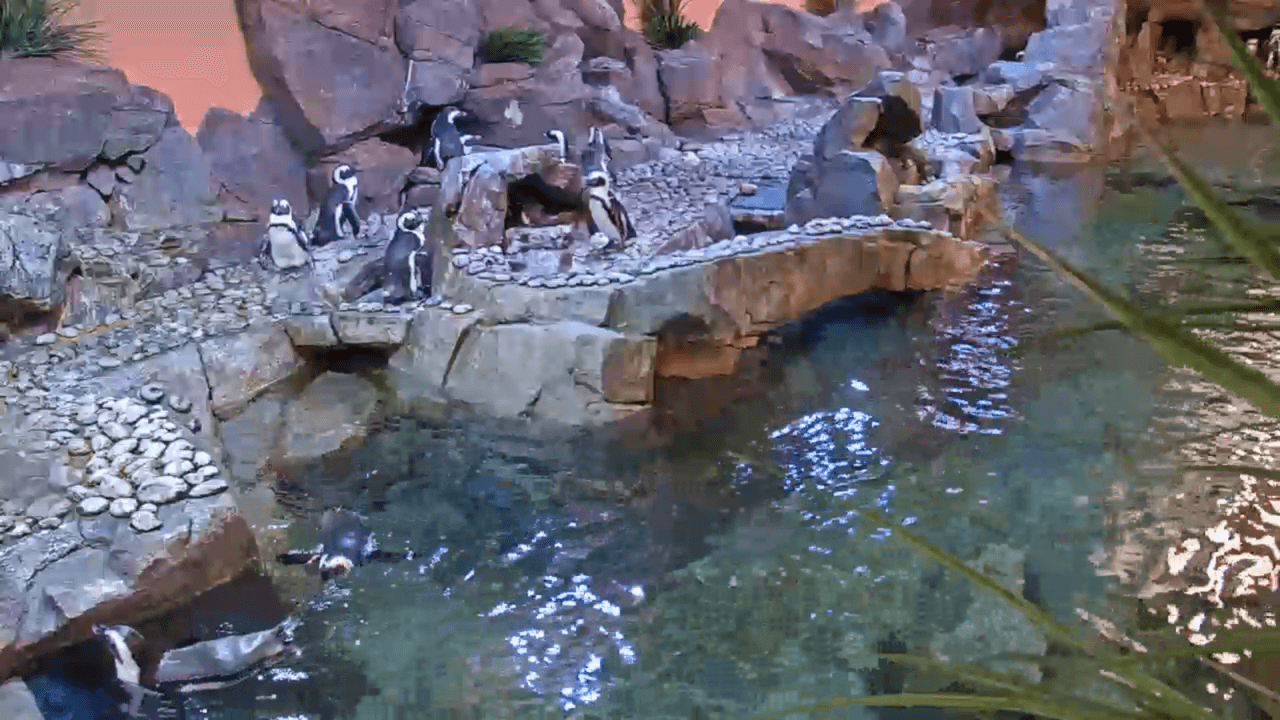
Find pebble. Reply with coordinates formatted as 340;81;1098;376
140;384;166;404
452;303;473;314
35;333;56;346
97;357;122;369
168;395;192;413
8;522;32;539
130;509;162;532
102;422;131;441
109;497;139;518
66;485;94;502
78;497;109;516
97;476;134;499
136;477;185;505
66;437;91;456
188;478;228;498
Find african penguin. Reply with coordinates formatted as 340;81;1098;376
427;106;476;170
277;508;407;581
584;175;636;251
152;616;302;695
260;199;310;272
311;164;361;248
92;624;163;718
545;128;568;162
578;126;615;189
382;209;432;305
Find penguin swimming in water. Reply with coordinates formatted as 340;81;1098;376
382;209;432;305
426;106;478;170
277;508;408;581
545;128;568;162
259;199;311;272
311;164;361;248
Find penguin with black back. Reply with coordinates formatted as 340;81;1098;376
311;164;361;247
426;105;479;170
382;208;432;304
277;508;409;581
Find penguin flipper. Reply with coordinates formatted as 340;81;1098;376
276;552;321;566
341;201;362;238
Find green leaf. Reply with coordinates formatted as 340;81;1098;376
1201;0;1280;127
998;222;1280;419
1138;127;1280;283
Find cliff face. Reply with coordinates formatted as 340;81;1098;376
1117;0;1280;122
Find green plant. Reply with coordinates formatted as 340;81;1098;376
479;27;545;65
634;0;701;50
0;0;102;60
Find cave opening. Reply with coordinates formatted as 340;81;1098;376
297;345;396;376
1158;19;1199;58
732;218;775;235
1239;25;1274;62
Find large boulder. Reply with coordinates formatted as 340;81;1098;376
462;33;593;148
1024;81;1099;150
114;126;221;231
0;208;73;317
918;26;1003;79
308;138;419;214
235;0;407;157
894;0;1045;53
655;44;724;125
396;0;481;107
0;59;172;173
197;102;310;221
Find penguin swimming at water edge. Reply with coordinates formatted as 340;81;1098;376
427;106;478;170
311;164;361;247
382;209;432;305
259;199;311;272
277;508;409;581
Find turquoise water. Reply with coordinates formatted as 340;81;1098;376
191;126;1280;719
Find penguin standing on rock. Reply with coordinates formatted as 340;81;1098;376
579;127;634;250
426;106;478;170
277;508;409;581
259;199;311;272
311;164;361;248
545;128;569;162
382;209;432;305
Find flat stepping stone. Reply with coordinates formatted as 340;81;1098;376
139;384;165;404
130;509;161;532
188;478;228;498
78;497;109;516
167;395;192;413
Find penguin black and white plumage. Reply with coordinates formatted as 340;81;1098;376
382;209;432;305
545;128;568;162
584;175;636;251
84;624;186;719
259;199;310;272
426;106;477;170
579;126;616;188
277;508;407;581
151;617;302;695
311;164;361;248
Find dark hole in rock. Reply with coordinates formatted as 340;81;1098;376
997;45;1023;61
978;84;1047;129
954;72;979;85
1239;25;1275;60
504;174;585;230
1158;19;1198;57
732;218;774;235
297;344;395;376
0;295;61;339
159;235;182;253
994;147;1015;165
378;108;432;158
656;312;713;342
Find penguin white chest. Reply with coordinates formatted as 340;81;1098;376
268;226;308;269
589;197;620;242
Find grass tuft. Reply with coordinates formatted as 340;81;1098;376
479;27;545;65
0;0;103;61
634;0;701;50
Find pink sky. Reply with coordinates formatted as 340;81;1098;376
76;0;852;131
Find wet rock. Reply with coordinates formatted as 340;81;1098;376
281;372;381;463
199;323;303;420
443;321;655;424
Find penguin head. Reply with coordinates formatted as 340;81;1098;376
318;554;355;580
397;210;423;232
93;624;144;664
271;199;291;217
442;106;466;125
333;164;357;184
584;171;609;189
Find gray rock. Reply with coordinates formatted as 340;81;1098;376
168;395;192;413
77;497;109;516
96;475;133;499
932;87;984;134
187;478;228;498
281;372;380;464
1024;82;1099;149
136;476;184;505
114;126;221;231
199;323;302;420
109;497;139;517
0;209;72;313
813;97;881;161
981;61;1046;93
0;678;43;720
139;384;165;404
25;495;70;520
332;312;409;345
129;509;162;532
